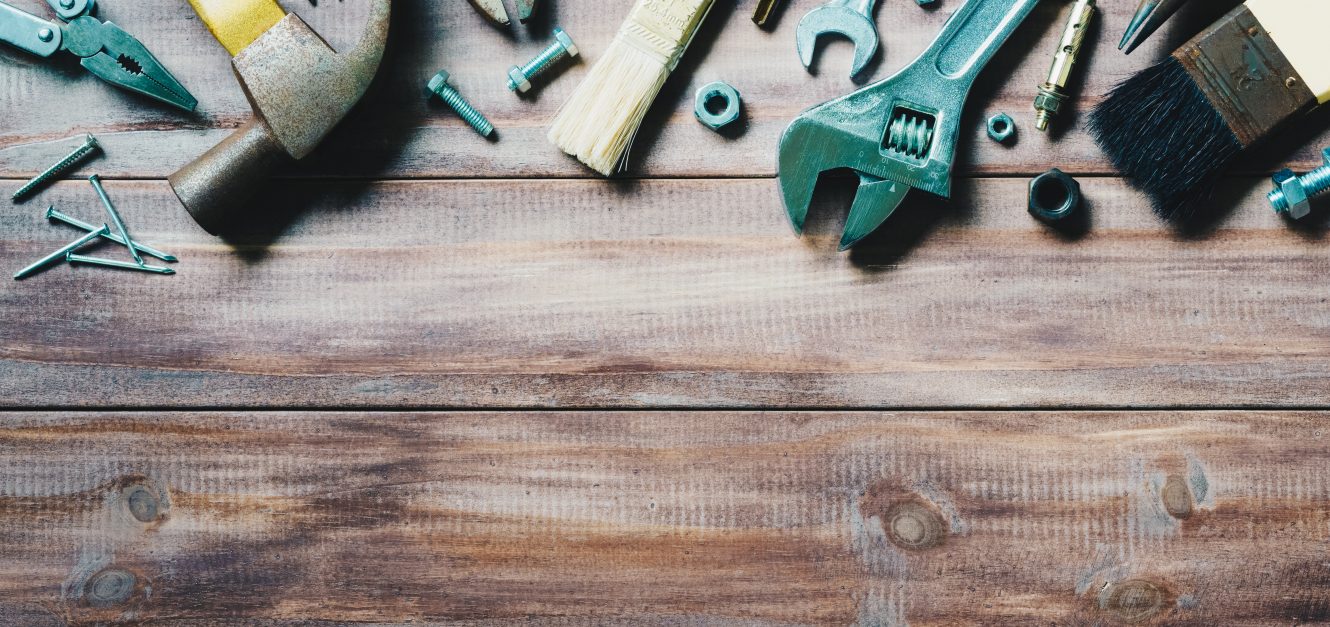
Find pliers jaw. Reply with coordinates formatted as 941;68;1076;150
61;16;197;111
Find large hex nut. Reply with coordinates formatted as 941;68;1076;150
1029;168;1082;222
695;81;741;132
987;113;1015;143
1273;168;1311;220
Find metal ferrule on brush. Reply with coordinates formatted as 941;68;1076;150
1034;0;1095;131
1172;4;1315;147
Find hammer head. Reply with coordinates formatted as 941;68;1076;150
170;1;391;234
233;1;392;159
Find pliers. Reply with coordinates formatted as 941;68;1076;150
0;0;196;111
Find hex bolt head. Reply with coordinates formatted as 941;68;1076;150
553;28;579;57
427;70;450;96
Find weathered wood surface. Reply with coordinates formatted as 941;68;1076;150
0;0;1326;180
1;410;1327;625
4;176;1329;408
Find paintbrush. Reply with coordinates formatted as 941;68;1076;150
1090;0;1330;220
548;0;715;176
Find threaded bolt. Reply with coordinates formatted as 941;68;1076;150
507;27;579;93
12;134;101;201
427;71;494;138
1268;148;1330;220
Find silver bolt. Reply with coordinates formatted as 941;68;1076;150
88;175;145;267
12;134;101;201
507;27;579;93
1268;148;1330;220
37;28;53;42
427;70;494;137
46;206;177;262
14;225;108;280
68;253;175;275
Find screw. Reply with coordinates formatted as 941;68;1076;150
1269;148;1330;220
67;253;175;275
88;175;144;267
46;206;177;262
14;225;108;280
12;134;101;201
507;28;579;93
426;71;494;137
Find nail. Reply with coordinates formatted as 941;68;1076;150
12;134;101;202
87;175;144;267
13;225;109;280
46;206;177;262
67;254;175;275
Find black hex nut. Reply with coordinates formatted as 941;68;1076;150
1028;168;1081;222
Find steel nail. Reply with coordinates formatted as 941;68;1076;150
87;175;144;267
45;206;177;262
12;134;101;202
66;253;175;275
13;225;109;280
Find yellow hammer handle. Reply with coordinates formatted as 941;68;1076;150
187;0;286;56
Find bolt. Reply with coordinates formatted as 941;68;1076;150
507;28;579;93
427;71;494;137
67;253;175;274
88;175;145;267
13;225;108;280
46;206;177;262
1268;148;1330;220
12;134;101;201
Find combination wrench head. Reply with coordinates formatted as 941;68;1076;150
795;0;880;78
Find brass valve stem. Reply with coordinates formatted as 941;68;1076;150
1034;0;1096;132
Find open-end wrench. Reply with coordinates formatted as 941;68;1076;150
779;0;1041;250
795;0;881;78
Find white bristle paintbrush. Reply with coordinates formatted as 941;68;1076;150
548;0;715;176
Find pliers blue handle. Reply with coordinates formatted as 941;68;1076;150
0;0;196;111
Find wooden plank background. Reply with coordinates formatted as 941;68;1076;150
2;0;1328;623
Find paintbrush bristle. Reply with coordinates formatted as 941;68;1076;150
548;38;672;176
1089;57;1243;220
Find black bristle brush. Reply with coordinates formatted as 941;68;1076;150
1090;0;1329;220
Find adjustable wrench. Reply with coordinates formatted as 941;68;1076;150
795;0;882;78
778;0;1042;249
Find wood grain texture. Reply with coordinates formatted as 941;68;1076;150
1;410;1327;625
3;176;1328;409
1;0;1328;180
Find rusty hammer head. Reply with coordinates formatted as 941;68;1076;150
170;0;391;234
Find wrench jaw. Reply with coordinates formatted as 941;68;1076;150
795;6;879;78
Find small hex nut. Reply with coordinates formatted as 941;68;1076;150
987;113;1015;143
695;81;741;132
1274;168;1311;220
1029;168;1082;222
507;66;531;93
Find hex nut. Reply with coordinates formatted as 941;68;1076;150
1028;168;1081;222
695;81;741;132
507;66;532;93
1274;168;1312;220
987;113;1015;143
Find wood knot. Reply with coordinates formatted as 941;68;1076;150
116;476;170;525
1103;579;1169;623
882;499;947;550
85;568;136;607
1160;475;1193;519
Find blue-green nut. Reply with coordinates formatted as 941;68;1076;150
1029;168;1081;222
987;112;1015;143
695;81;741;132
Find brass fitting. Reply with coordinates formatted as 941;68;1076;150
1034;0;1095;132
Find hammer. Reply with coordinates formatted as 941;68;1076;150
170;0;391;234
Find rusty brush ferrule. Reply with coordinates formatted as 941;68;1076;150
1034;0;1095;132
